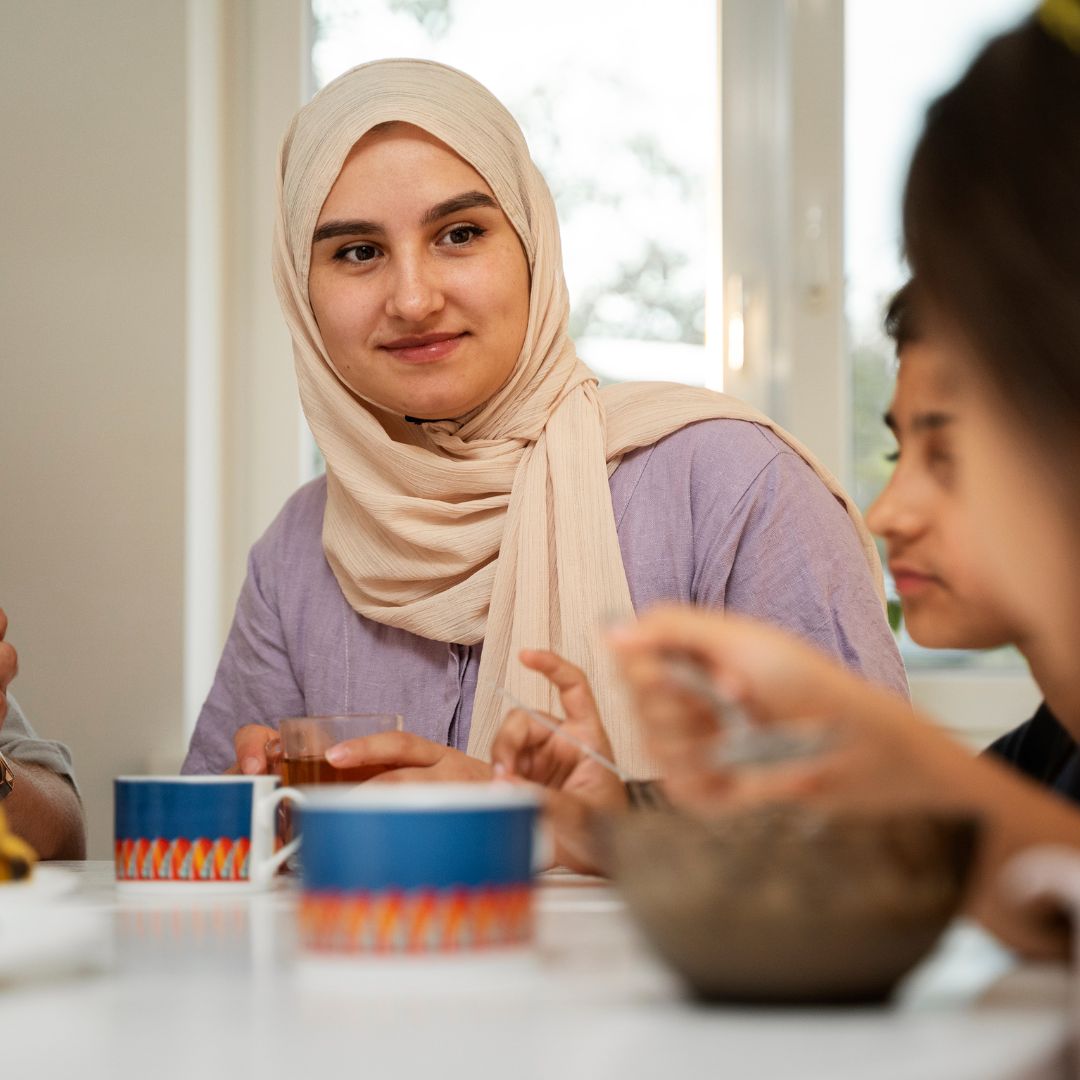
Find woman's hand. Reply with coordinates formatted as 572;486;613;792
491;649;629;873
610;605;1080;960
326;732;493;783
492;649;628;808
228;724;281;775
0;608;18;728
608;605;964;816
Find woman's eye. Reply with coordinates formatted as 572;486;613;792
338;243;381;263
440;225;485;247
927;447;956;485
884;448;900;464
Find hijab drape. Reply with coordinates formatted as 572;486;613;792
272;59;883;775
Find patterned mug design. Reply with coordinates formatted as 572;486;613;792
115;836;252;882
298;885;533;953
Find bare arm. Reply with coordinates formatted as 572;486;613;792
3;760;86;860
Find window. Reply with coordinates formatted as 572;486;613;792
845;0;1032;672
719;0;1041;739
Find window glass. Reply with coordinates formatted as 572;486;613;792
845;0;1031;668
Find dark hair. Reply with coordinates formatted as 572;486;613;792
902;13;1080;453
884;280;921;354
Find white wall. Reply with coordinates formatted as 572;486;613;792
1;1;189;857
0;1;308;858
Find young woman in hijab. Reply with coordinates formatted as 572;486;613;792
605;1;1080;957
181;59;903;784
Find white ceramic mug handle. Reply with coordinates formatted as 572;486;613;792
253;785;307;885
532;816;554;874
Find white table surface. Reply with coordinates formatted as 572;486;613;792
0;860;1074;1080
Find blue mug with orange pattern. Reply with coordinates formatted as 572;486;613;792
295;784;540;955
114;776;304;892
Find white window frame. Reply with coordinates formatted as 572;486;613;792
216;1;312;607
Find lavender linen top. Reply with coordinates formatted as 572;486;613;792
183;420;907;774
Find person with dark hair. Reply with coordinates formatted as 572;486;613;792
602;1;1080;959
882;280;920;354
871;280;1080;801
869;279;1020;655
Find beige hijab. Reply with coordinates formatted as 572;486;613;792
272;59;883;776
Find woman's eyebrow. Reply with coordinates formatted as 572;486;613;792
883;410;954;435
311;192;498;243
312;219;383;243
420;191;498;226
911;411;954;433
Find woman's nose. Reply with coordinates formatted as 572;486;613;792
866;473;924;542
384;255;445;322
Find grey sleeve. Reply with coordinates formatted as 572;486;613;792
1;694;80;796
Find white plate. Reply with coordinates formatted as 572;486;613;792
0;865;80;906
0;867;108;983
114;874;291;903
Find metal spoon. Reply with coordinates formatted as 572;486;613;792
661;656;833;768
489;684;632;783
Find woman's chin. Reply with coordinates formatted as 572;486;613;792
396;392;490;423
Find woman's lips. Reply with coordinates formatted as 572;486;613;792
891;567;941;597
381;333;465;364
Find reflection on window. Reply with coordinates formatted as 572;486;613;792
311;0;717;387
845;0;1031;668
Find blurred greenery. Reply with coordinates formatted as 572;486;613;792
851;335;897;512
568;241;704;344
387;0;452;37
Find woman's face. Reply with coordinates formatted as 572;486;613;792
920;321;1080;664
308;124;531;420
867;338;1020;649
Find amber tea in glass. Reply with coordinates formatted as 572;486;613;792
270;713;404;858
271;713;404;787
279;756;390;786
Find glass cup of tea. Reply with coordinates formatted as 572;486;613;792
268;713;405;787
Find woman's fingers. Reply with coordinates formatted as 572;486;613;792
617;651;724;774
612;606;852;727
326;730;443;769
233;724;278;775
0;610;21;726
608;605;734;673
519;649;602;727
491;708;539;773
492;707;578;785
0;642;16;691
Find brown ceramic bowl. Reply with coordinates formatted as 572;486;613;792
599;804;980;1005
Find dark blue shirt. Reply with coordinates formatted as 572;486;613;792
986;703;1080;803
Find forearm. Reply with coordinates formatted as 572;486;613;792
4;761;86;860
838;691;1080;958
942;754;1080;959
